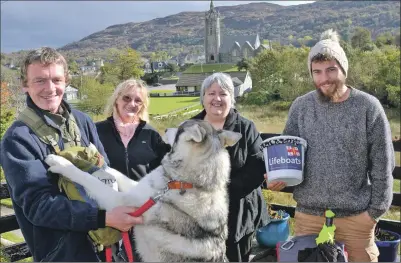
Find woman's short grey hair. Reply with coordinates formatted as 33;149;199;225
200;72;236;107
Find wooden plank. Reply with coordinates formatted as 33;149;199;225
0;242;31;262
0;214;19;233
270;203;296;218
392;193;401;207
393;167;401;180
0;182;10;200
393;139;401;152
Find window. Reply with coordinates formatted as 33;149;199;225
209;26;213;35
210;55;215;61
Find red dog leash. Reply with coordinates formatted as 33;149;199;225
105;197;158;262
104;181;193;262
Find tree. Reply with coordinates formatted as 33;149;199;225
100;47;144;85
77;77;114;115
375;32;395;48
0;82;15;138
150;51;170;62
116;48;144;81
68;59;80;75
395;33;400;47
166;63;179;73
236;58;250;71
351;27;372;50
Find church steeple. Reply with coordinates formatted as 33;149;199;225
205;0;220;63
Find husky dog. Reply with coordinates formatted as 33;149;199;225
45;119;242;262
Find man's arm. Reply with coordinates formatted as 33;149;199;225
229;121;266;200
366;100;395;220
1;131;102;231
282;99;301;137
82;115;145;230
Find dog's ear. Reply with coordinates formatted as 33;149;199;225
219;130;242;147
183;124;205;143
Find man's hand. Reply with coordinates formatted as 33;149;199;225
264;173;287;191
106;206;144;232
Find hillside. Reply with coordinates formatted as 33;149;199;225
3;1;400;61
58;1;400;58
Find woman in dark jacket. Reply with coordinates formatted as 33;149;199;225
96;78;170;261
190;72;269;262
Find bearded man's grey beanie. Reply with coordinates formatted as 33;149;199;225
308;29;348;78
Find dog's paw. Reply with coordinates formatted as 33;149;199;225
45;154;73;167
45;154;78;176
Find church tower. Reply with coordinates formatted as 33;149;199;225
205;0;221;64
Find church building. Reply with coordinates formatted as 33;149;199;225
204;0;271;64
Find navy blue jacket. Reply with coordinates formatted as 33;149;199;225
0;96;108;262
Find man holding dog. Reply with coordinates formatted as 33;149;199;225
276;29;395;261
0;47;143;261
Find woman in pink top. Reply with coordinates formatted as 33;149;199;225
95;79;170;262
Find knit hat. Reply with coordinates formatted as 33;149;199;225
308;29;348;78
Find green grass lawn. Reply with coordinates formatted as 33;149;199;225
149;97;199;115
0;198;12;208
183;63;239;74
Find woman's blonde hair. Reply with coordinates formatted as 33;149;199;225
104;78;150;122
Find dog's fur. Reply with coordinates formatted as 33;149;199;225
45;119;242;262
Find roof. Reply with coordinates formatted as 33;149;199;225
65;85;78;92
220;35;259;53
176;71;248;87
231;77;243;86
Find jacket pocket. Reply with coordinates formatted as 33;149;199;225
39;232;67;262
234;191;258;242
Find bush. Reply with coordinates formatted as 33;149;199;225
270;101;293;111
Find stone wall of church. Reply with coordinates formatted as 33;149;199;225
219;53;231;63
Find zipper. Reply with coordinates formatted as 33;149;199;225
125;147;129;177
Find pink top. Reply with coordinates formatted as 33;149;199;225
113;111;139;148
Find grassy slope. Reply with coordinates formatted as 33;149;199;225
148;97;199;115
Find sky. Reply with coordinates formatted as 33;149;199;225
0;1;314;53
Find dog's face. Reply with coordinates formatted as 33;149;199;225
163;120;241;188
168;119;241;155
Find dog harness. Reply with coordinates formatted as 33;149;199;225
105;180;194;262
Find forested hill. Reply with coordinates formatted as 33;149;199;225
3;1;400;60
57;1;399;58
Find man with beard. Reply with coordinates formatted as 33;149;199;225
280;29;395;262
